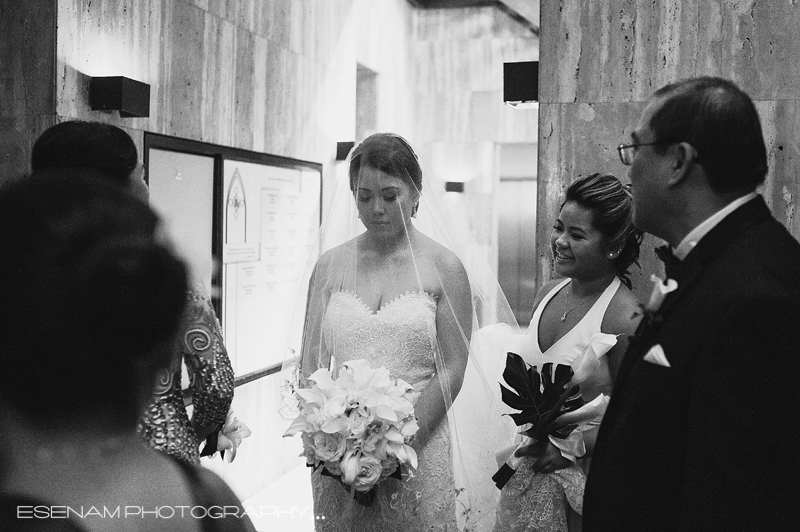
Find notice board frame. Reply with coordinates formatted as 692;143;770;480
144;133;322;386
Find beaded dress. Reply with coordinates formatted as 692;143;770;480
138;289;235;465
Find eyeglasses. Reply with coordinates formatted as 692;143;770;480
617;142;670;165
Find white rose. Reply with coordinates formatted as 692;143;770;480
341;450;383;492
313;431;347;462
348;409;372;438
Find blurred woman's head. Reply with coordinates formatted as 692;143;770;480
31;120;148;201
0;168;187;430
552;173;643;288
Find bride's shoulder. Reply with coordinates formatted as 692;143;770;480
415;233;465;271
314;241;355;272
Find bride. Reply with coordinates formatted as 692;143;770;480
288;133;518;531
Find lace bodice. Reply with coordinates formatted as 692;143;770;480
322;290;437;387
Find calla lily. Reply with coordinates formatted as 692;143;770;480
400;419;419;437
388;378;414;395
283;414;311;437
571;333;618;386
389;442;418;469
341;359;392;390
647;274;678;312
319;394;348;420
552;394;609;428
216;410;252;463
296;386;326;406
309;368;337;390
548;430;585;462
321;416;350;434
384;427;404;443
375;405;399;422
358;389;387;408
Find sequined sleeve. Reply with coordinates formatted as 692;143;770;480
182;289;235;430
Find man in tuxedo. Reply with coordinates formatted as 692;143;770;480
583;77;800;531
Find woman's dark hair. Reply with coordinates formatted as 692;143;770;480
348;133;423;193
649;77;767;193
563;173;643;288
31;120;139;186
0;168;187;427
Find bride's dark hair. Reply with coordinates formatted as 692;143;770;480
348;133;423;193
0;168;187;428
564;173;643;288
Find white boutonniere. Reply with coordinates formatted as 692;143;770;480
646;274;678;313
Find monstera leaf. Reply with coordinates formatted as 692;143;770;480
499;353;584;439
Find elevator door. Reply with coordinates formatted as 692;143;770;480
498;178;537;326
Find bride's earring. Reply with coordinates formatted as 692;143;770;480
412;203;419;218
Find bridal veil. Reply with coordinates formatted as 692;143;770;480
280;133;520;530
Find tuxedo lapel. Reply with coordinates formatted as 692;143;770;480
613;262;703;387
615;196;771;387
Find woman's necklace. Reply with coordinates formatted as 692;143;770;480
561;285;601;321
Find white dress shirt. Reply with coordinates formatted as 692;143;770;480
673;192;759;260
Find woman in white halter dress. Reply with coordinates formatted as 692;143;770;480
493;174;643;532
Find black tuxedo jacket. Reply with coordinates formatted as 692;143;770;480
584;196;800;531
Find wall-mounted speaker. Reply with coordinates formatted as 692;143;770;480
444;181;465;193
503;61;538;108
89;76;151;118
336;141;355;161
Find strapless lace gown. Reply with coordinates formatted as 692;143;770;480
311;290;457;532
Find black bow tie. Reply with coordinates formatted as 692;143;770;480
654;245;682;279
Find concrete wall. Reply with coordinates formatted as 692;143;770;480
1;0;364;502
536;0;800;299
0;0;58;179
0;0;538;500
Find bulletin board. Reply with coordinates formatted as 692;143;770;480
221;159;321;379
144;133;322;385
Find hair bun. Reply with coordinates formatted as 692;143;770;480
74;236;188;355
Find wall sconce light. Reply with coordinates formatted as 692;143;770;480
444;181;465;193
89;76;150;117
336;141;355;161
504;61;538;109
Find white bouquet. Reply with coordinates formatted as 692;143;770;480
283;359;419;497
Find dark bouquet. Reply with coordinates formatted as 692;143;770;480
492;353;584;489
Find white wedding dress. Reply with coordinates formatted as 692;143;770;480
311;289;457;531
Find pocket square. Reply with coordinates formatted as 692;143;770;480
643;344;671;367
